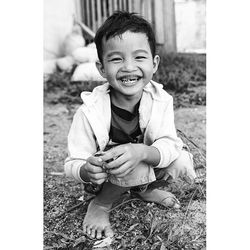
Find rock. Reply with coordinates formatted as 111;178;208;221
62;25;85;56
71;62;106;82
72;47;98;63
56;56;75;71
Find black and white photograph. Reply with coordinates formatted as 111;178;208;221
3;1;250;250
43;0;206;249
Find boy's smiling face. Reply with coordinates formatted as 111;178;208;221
96;31;160;103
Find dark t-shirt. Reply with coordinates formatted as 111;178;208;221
109;101;143;144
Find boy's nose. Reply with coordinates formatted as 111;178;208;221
121;59;136;72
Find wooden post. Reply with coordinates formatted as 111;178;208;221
74;0;82;21
108;0;113;15
86;0;91;27
144;0;152;23
128;0;132;12
123;0;127;10
113;0;118;11
96;0;102;29
133;0;141;14
91;0;96;32
154;0;164;44
102;0;107;21
162;0;177;53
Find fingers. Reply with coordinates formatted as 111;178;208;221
108;162;132;177
88;155;104;167
85;156;108;185
105;154;127;169
100;145;125;163
85;163;104;174
89;173;108;185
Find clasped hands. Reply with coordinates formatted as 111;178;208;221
84;143;145;185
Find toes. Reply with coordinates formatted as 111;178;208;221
86;226;92;237
91;227;97;238
173;201;181;209
172;198;181;209
162;196;181;208
104;226;114;238
96;228;103;239
83;223;87;234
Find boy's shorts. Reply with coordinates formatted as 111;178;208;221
83;150;196;195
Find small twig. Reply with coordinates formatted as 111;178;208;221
197;183;206;199
181;186;198;233
54;196;94;218
44;230;74;242
177;129;206;162
108;198;141;213
44;246;56;250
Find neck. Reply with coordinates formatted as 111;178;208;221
110;90;142;113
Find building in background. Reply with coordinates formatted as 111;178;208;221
44;0;206;69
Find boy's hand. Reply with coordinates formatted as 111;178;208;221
83;156;108;185
100;143;145;178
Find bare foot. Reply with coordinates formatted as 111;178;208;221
138;189;181;208
83;198;114;239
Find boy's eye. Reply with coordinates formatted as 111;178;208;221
136;56;147;60
109;57;122;62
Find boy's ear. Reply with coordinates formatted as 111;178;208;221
152;55;160;74
96;61;107;78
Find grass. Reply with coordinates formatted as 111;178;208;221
44;53;206;249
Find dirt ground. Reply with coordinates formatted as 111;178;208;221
44;102;206;250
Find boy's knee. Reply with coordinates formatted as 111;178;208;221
167;150;196;181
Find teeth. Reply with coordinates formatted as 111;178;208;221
123;79;136;83
120;76;140;83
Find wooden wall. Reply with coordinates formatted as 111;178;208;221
75;0;177;53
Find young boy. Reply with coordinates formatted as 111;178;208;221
64;11;196;240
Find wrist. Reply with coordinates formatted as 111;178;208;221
141;144;160;167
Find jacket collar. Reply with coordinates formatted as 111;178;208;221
80;80;164;107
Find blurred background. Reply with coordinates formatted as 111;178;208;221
44;0;205;61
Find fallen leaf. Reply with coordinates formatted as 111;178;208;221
49;171;65;176
93;236;113;248
127;223;139;232
73;236;86;247
78;195;84;201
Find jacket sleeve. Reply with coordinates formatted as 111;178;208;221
64;107;97;183
151;97;183;168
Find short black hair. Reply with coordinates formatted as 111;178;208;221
94;11;156;64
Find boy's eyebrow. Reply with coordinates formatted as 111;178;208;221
133;49;150;54
106;51;123;57
106;49;149;57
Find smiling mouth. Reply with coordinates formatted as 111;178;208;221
118;76;142;85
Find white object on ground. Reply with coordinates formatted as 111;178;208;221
78;196;84;201
62;25;86;56
93;237;113;248
44;59;57;74
56;56;75;71
72;47;98;63
71;62;106;82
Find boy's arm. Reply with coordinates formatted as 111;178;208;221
139;144;161;166
64;107;97;183
150;96;183;168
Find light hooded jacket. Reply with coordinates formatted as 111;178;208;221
64;80;183;183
